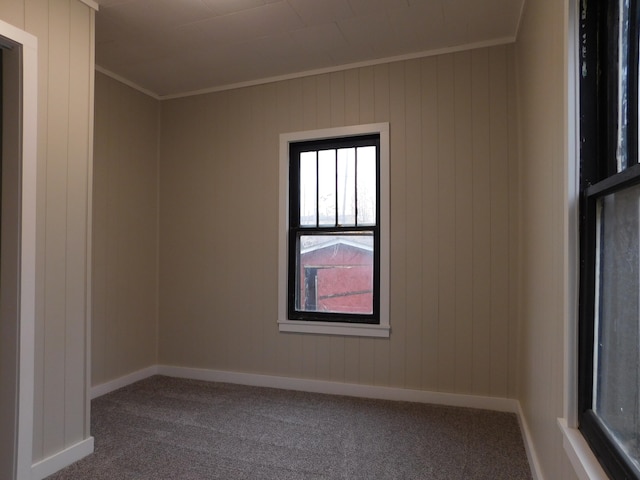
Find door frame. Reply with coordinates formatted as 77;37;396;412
0;18;37;480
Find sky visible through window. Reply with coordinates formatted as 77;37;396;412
299;146;376;230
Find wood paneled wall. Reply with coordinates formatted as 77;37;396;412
515;0;580;478
92;72;160;386
0;0;94;465
158;45;519;399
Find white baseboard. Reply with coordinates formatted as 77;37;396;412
517;402;545;480
157;365;520;413
31;437;94;480
91;365;158;399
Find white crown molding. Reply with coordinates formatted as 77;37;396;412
78;0;99;11
160;36;516;100
98;37;516;101
95;65;161;100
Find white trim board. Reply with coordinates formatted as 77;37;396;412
78;0;99;11
92;364;518;412
31;437;94;480
161;37;515;100
159;366;519;412
517;403;545;480
95;65;161;101
0;18;38;480
96;37;517;101
91;366;159;399
558;419;608;480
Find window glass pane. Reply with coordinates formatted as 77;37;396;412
318;149;336;226
296;234;374;314
299;151;317;226
356;146;377;225
594;183;640;473
617;0;630;171
337;148;356;226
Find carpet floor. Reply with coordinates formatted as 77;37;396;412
47;375;532;479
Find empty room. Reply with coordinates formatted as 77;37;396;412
0;0;633;478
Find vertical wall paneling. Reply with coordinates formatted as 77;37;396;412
43;0;71;456
420;56;439;390
388;61;407;388
259;83;280;376
435;54;457;393
515;0;579;476
0;0;96;467
157;46;519;401
506;46;520;399
92;72;160;386
65;0;90;446
453;51;473;393
403;59;423;390
470;49;492;396
24;0;49;460
489;46;510;396
0;2;24;29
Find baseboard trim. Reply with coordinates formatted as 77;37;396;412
517;402;545;480
31;437;94;480
157;365;519;413
91;365;159;399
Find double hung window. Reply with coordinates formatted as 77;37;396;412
579;0;640;477
278;124;389;337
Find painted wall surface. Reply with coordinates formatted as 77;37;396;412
515;1;579;479
0;0;94;465
158;46;520;399
92;71;160;386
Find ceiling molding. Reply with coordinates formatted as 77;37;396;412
79;0;99;11
159;36;517;101
95;65;161;100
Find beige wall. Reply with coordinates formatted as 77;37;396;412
158;46;520;398
515;0;578;479
0;0;94;465
92;71;160;386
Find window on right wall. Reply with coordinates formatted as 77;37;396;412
579;0;640;478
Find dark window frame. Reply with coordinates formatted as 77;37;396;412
578;0;640;478
287;134;381;324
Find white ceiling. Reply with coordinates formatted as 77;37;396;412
95;0;524;98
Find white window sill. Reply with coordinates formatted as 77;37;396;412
558;418;609;480
278;320;390;338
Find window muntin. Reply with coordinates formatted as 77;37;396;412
288;134;380;324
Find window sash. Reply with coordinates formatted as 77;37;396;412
287;134;381;324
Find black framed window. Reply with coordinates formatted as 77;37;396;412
287;134;380;324
579;0;640;478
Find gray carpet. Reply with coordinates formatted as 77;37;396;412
47;376;532;479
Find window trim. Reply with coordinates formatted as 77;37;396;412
278;123;390;338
